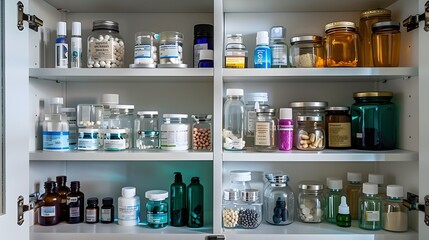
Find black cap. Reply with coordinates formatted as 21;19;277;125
194;24;213;38
87;197;98;205
70;181;80;188
174;172;183;183
56;175;67;184
191;177;200;184
102;197;113;205
44;180;55;189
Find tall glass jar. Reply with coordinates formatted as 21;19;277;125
296;116;325;151
132;32;158;67
134;111;159;150
237;189;262;229
254;108;278;152
359;8;391;67
245;92;270;148
264;174;294;225
372;21;401;67
325;107;351;149
325;21;359;67
289;35;325;67
160;114;189;151
223;89;245;150
382;185;408;232
87;20;124;68
192;114;212;151
158;31;184;65
351;91;396;150
77;104;104;151
104;105;134;150
222;189;240;228
297;181;325;223
225;34;248;68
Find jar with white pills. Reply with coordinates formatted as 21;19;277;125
160;114;189;150
131;32;158;68
77;104;104;150
105;105;134;150
158;31;186;67
87;20;125;68
297;181;325;223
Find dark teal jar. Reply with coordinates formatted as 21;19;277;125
351;92;396;150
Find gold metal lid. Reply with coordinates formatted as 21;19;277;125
353;91;393;97
325;21;356;32
360;8;391;19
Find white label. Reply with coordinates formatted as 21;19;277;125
366;211;380;221
247;111;256;133
160;44;179;58
101;209;112;221
104;139;126;150
69;207;80;217
271;44;288;66
160;129;189;149
78;138;99;150
41;206;56;217
67;196;78;204
89;41;114;61
356;133;363;138
231;139;245;149
55;43;68;68
118;205;138;221
43;131;69;151
86;209;97;222
255;122;270;146
194;43;208;67
134;44;152;59
71;37;82;68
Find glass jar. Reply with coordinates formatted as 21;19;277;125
222;189;240;228
263;174;294;225
245;92;270;148
325;107;351;149
297;181;325;223
134;111;159;150
78;128;100;151
237;189;262;229
296;116;325;151
228;170;252;194
59;108;77;147
132;32;158;67
192;114;212;151
254;108;278;152
87;20;124;68
145;190;169;229
382;185;408;232
225;34;248;68
160;114;189;150
325;21;359;67
372;21;401;67
289;35;324;67
77;104;103;151
158;31;184;65
351;91;396;150
359;8;391;67
223;89;245;150
105;105;134;150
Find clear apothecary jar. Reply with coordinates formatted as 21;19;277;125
158;31;184;65
237;189;262;229
222;189;240;229
160;114;189;151
263;174;294;225
225;34;248;68
325;107;351;149
134;111;159;150
87;20;124;68
77;104;104;151
325;21;359;67
297;181;325;223
133;32;158;67
289;35;325;68
192;114;212;151
371;21;401;67
254;108;278;152
296;116;325;151
105;105;134;150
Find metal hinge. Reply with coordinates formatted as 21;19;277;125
403;0;429;32
403;192;429;226
17;193;44;226
17;1;43;32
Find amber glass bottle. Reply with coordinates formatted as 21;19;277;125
56;175;71;222
39;181;61;226
67;181;85;223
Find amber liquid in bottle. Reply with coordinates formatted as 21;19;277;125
67;181;85;223
56;175;71;222
39;181;61;226
346;181;362;220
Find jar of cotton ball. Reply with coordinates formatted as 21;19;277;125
297;181;325;223
87;20;125;68
158;31;186;68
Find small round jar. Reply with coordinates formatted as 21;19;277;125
225;34;248;68
296;116;325;151
289;35;324;67
78;128;100;151
237;189;262;229
134;111;159;150
160;114;189;150
325;21;359;67
87;20;124;68
222;189;240;228
298;181;325;223
325;107;351;149
192;114;212;151
103;129;128;151
132;32;158;67
105;105;134;150
372;21;401;67
263;174;295;225
145;190;169;229
254;108;278;152
158;31;184;65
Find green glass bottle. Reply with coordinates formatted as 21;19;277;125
359;183;382;230
326;178;345;223
187;177;204;228
336;196;351;227
170;172;187;226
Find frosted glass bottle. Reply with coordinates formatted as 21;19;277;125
223;89;245;150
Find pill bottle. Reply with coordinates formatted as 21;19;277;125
289;35;324;67
372;21;401;67
325;21;359;67
192;114;212;151
160;114;189;150
382;185;408;232
105;105;134;150
254;108;278;152
245;92;270;148
118;187;140;226
270;26;288;68
351;91;396;150
297;181;325;223
145;190;168;228
228;170;252;194
197;49;214;68
237;189;262;229
278;108;293;151
158;31;184;66
358;183;382;230
133;31;158;67
263;174;294;225
67;181;85;224
359;8;391;67
325;107;351;149
134;111;159;150
86;197;99;224
223;89;246;150
296;116;325;151
194;24;214;67
225;34;248;68
222;189;240;228
326;178;345;224
346;172;362;220
39;181;61;226
87;20;124;68
187;177;204;228
60;107;77;147
101;197;114;224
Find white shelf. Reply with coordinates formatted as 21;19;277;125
223;222;417;240
29;150;213;161
222;67;418;82
29;68;214;82
223;149;418;162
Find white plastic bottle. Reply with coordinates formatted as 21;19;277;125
43;97;69;151
118;187;140;226
71;22;82;68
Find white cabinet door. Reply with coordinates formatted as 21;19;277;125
0;0;29;238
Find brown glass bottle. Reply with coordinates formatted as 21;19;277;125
86;197;99;223
56;175;71;222
67;181;85;223
101;197;115;223
38;181;61;226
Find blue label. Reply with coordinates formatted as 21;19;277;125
147;212;168;224
43;131;69;150
254;46;272;68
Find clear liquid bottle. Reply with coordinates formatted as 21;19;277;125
382;185;408;232
188;177;204;228
223;89;245;150
254;31;272;68
43;97;69;151
39;181;61;226
66;181;85;223
359;183;382;230
326;178;345;223
55;175;70;222
346;172;362;220
269;26;288;68
170;172;187;226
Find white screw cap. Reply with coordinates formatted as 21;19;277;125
72;22;81;36
145;190;168;200
226;88;244;96
368;174;384;185
362;182;378;195
102;94;119;105
57;21;66;36
51;97;64;105
347;172;362;182
328;178;343;190
386;185;404;198
256;31;269;45
199;49;213;60
230;170;251;182
122;187;136;198
279;108;292;119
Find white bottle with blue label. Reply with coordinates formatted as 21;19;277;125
55;22;68;68
254;31;271;68
43;97;70;151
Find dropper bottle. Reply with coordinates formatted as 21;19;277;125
336;196;351;227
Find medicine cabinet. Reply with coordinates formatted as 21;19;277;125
1;0;427;239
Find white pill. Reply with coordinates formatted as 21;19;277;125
94;63;101;68
114;38;119;42
111;63;117;68
98;35;104;40
104;64;111;68
119;41;124;46
88;64;93;68
106;60;111;65
104;35;110;41
100;61;106;67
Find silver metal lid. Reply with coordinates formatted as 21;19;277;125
372;21;400;31
157;64;188;68
137;111;158;117
297;116;323;122
256;108;276;114
129;63;156;68
223;189;240;201
290;101;327;108
290;35;322;45
241;189;259;202
266;174;289;183
92;20;119;32
192;114;212;122
326;107;349;111
298;181;324;190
